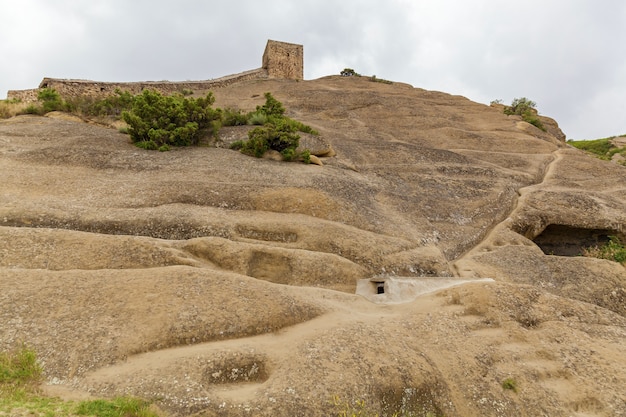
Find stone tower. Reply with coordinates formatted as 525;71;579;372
262;40;303;80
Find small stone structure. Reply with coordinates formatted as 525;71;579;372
7;40;303;102
262;40;303;80
356;276;494;304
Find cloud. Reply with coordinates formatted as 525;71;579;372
1;0;625;139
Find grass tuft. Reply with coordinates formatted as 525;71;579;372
582;236;626;264
502;377;518;392
0;346;42;387
76;396;157;417
0;347;162;417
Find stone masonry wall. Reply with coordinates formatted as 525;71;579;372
262;40;303;80
6;40;302;102
6;89;39;102
8;68;268;102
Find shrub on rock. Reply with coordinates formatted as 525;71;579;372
122;90;221;149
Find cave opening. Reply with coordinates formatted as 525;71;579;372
532;224;624;256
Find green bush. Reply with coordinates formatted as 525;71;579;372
256;92;285;117
38;87;67;113
503;97;545;131
583;236;626;264
503;97;536;116
247;111;269;126
23;104;45;116
231;93;314;162
283;117;319;135
67;89;134;117
121;90;220;149
18;88;69;115
238;128;271;157
239;122;300;159
340;68;360;77
221;108;249;126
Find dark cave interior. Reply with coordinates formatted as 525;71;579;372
532;224;624;256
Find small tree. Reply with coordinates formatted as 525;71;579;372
122;90;221;150
340;68;360;77
38;87;66;113
503;97;536;116
230;92;313;163
255;92;285;118
236;120;301;160
503;97;545;131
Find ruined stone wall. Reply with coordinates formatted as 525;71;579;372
6;89;39;102
14;68;269;102
262;40;303;80
7;39;302;102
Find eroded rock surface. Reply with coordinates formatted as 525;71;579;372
1;76;625;416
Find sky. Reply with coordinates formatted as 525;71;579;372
1;0;625;140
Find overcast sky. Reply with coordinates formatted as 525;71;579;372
1;0;625;140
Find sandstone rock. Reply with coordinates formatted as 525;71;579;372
1;76;625;417
308;154;323;165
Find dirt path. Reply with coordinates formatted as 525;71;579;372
452;148;565;277
47;294;441;406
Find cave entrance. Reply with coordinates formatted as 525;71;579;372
532;224;624;256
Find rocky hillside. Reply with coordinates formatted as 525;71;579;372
1;75;625;417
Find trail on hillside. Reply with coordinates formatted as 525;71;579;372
48;294;439;407
452;148;566;276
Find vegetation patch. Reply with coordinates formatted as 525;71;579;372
0;346;161;417
0;98;28;119
501;97;546;131
370;75;393;85
10;87;315;161
340;68;393;84
22;88;71;115
75;397;157;417
568;135;626;164
583;236;626;264
0;345;41;388
340;68;361;77
66;89;135;117
229;92;315;163
122;90;221;149
502;377;518;393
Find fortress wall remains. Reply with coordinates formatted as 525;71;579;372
21;68;269;102
6;89;39;102
263;40;303;80
6;40;302;102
